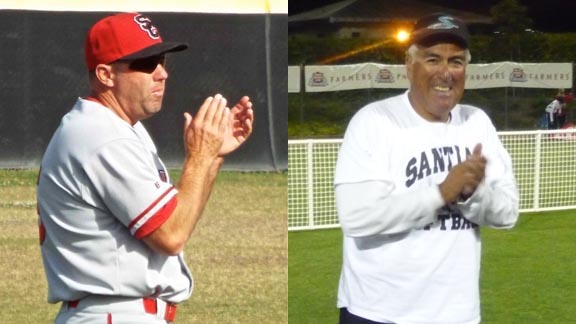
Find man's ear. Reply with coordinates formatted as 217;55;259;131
94;64;115;87
405;55;413;81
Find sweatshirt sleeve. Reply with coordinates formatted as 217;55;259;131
336;180;445;237
456;119;520;229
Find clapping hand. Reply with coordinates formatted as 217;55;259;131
218;96;254;156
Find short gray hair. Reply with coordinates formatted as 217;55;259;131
406;44;471;64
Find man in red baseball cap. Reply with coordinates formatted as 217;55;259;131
84;12;189;71
37;12;254;323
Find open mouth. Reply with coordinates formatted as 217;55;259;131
433;85;452;92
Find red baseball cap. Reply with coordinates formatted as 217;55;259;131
85;12;188;71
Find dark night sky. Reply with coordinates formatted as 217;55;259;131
289;0;576;33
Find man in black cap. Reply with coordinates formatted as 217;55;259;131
37;12;253;323
334;13;519;324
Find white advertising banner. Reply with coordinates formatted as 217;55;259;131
371;64;410;89
303;62;572;92
288;66;301;93
305;64;376;92
503;62;572;89
465;62;509;89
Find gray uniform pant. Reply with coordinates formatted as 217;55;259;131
54;295;175;324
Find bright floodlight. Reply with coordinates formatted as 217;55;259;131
396;30;409;43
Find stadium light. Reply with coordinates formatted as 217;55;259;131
395;29;410;43
318;31;407;65
319;39;392;64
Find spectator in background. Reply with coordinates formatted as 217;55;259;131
556;96;567;128
545;95;564;129
558;91;573;128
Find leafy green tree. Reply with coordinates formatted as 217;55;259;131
491;0;532;34
489;0;547;61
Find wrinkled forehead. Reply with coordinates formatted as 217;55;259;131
416;33;468;50
416;42;468;58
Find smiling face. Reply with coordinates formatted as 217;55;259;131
405;43;468;122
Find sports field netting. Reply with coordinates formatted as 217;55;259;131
288;129;576;231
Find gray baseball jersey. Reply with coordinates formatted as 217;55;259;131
37;98;192;304
334;91;519;323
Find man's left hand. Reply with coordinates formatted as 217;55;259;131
219;96;254;156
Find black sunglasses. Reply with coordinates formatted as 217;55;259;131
122;55;166;73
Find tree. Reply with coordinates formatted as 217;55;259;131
489;0;546;61
491;0;532;34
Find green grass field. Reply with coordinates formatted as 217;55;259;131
289;210;576;323
0;169;287;323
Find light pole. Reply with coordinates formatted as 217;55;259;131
317;28;410;65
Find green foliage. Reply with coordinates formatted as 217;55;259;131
547;33;576;62
486;31;549;62
489;0;538;62
289;89;406;137
289;34;406;65
490;0;532;34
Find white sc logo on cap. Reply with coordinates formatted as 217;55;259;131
428;16;459;30
134;14;160;39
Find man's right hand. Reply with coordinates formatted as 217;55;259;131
183;94;230;162
439;143;486;203
144;94;230;255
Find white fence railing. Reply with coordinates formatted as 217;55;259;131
288;129;576;231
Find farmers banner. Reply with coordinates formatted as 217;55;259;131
299;62;572;92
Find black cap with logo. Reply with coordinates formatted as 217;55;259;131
410;13;470;49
